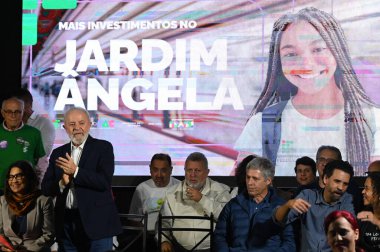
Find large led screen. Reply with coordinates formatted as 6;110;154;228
22;0;380;176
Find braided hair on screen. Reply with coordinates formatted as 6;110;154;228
250;7;377;173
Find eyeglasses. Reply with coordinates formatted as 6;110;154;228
2;110;22;116
316;157;336;164
7;173;25;181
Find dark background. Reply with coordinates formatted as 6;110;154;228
1;1;22;122
3;1;22;95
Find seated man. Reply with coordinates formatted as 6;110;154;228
213;157;296;251
274;160;355;252
291;156;317;198
287;156;317;251
315;145;363;212
159;152;231;252
276;156;318;201
367;160;380;173
128;153;180;250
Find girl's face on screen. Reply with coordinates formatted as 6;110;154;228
279;20;337;95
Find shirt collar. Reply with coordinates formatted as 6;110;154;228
262;188;272;203
263;188;273;203
249;187;272;204
2;121;24;131
316;189;344;205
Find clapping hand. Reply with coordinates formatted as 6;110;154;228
56;153;77;176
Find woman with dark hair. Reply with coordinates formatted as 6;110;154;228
235;7;379;176
230;155;256;198
0;161;54;251
324;210;364;252
357;172;380;251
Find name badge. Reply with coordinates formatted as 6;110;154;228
0;140;8;149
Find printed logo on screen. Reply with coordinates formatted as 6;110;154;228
280;140;294;153
169;119;194;130
53;118;115;129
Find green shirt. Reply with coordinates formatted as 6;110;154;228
0;124;45;189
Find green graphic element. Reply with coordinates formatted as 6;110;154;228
281;140;294;153
22;0;38;46
22;13;37;45
157;198;164;207
42;0;77;9
102;120;110;128
23;0;38;10
22;0;78;45
53;120;61;129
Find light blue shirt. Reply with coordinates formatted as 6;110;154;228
281;189;354;252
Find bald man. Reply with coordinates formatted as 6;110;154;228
368;160;380;173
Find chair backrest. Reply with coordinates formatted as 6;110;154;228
116;213;148;252
157;213;214;252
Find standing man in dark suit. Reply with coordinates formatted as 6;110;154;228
41;107;121;251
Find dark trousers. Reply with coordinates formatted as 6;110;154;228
168;237;210;252
116;230;157;252
58;209;113;252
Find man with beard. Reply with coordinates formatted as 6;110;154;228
41;107;121;251
159;152;231;252
273;160;355;252
315;145;363;213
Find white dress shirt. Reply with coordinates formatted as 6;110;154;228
59;138;87;209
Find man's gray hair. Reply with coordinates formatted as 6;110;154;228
2;97;24;110
246;157;275;180
64;107;91;123
185;152;208;170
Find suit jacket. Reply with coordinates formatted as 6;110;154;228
0;195;55;251
41;135;122;240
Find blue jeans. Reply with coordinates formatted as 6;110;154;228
58;209;113;252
